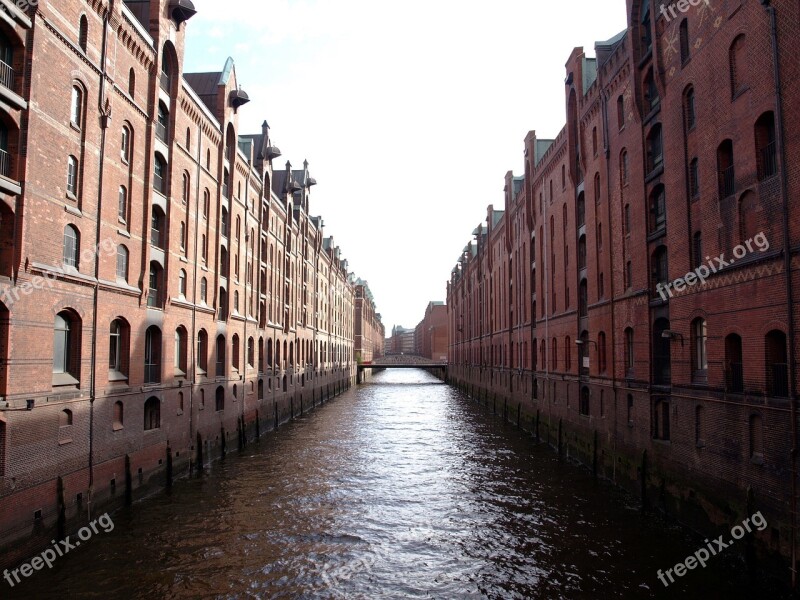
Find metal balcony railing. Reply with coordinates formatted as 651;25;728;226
0;60;14;91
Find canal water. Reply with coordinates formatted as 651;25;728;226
7;370;789;599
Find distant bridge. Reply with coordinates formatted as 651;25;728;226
357;355;448;383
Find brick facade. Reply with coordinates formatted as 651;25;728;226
448;0;800;580
414;301;447;361
353;278;384;363
0;0;366;564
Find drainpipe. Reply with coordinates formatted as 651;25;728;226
87;4;112;521
189;120;201;472
761;0;797;587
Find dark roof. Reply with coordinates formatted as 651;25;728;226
272;170;287;197
183;71;221;113
240;133;265;159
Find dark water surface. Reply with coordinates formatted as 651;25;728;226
6;370;787;599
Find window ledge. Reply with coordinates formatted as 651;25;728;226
108;370;128;382
117;228;131;238
65;204;82;217
52;372;80;387
112;423;124;432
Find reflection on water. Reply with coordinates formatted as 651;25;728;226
8;370;787;599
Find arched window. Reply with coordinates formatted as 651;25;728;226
267;338;274;369
625;327;634;375
218;287;227;320
717;139;735;198
692;318;708;377
78;16;88;52
248;337;255;367
653;397;670;440
179;222;186;254
620;149;629;185
156;102;169;142
580;387;590;416
118;185;128;222
67;155;79;197
215;335;226;376
113;401;124;429
617;95;624;130
203;189;210;218
730;35;746;97
692;231;702;269
649;184;666;232
174;326;188;375
150;206;165;248
70;85;83;128
121;125;131;162
644;68;659;112
128;68;135;98
197;329;208;373
689;158;699;198
63;225;79;268
653;318;672;386
564;336;571;371
725;333;744;393
576;192;585;227
221;207;229;237
680;19;690;65
160;47;172;93
640;3;652;56
578;235;587;269
200;277;207;303
60;409;73;427
579;279;588;317
755;112;777;181
178;269;187;297
147;261;163;308
109;318;129;378
765;330;788;397
646;124;663;173
215;386;224;412
182;171;190;203
598;331;607;373
144;326;161;384
234;289;239;312
185;127;191;150
153;153;167;193
594;172;601;203
53;311;80;382
651;246;668;297
144;397;160;430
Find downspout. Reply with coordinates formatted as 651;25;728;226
762;0;797;587
88;5;112;520
189;120;201;472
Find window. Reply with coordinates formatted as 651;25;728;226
144;397;160;430
578;235;587;269
179;222;186;253
755;112;777;181
651;246;668;297
626;261;633;290
653;398;671;440
689;158;699;198
221;207;229;238
765;330;788;398
200;277;207;303
203;189;210;218
153;153;166;194
67;155;79;197
156;102;168;142
116;245;128;281
63;225;79;268
160;49;172;92
185;127;191;150
576;192;585;228
248;337;255;368
232;334;240;370
625;328;634;375
725;334;744;393
78;16;88;52
121;126;131;162
70;85;83;128
178;269;187;297
147;262;163;308
234;290;239;312
680;19;690;65
215;335;226;376
692;318;708;375
197;330;208;373
578;279;588;317
118;186;128;221
592;127;598;157
717;140;735;198
692;232;702;269
627;394;634;424
653;318;672;386
580;387;590;416
218;288;227;320
617;95;624;130
215;386;224;412
594;172;601;203
128;68;135;97
684;86;696;130
620;150;629;185
60;409;73;427
640;3;652;55
144;326;161;384
646;124;663;173
53;311;79;381
150;207;165;249
598;332;607;373
730;35;746;97
109;319;128;377
564;336;571;371
624;204;631;234
644;69;659;112
182;172;190;204
649;185;666;232
174;326;187;375
113;401;124;430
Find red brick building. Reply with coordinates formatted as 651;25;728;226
0;0;365;564
352;277;384;363
387;325;415;355
448;0;800;579
414;301;448;361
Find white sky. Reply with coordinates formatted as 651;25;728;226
183;0;628;332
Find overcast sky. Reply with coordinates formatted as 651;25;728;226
183;0;628;332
